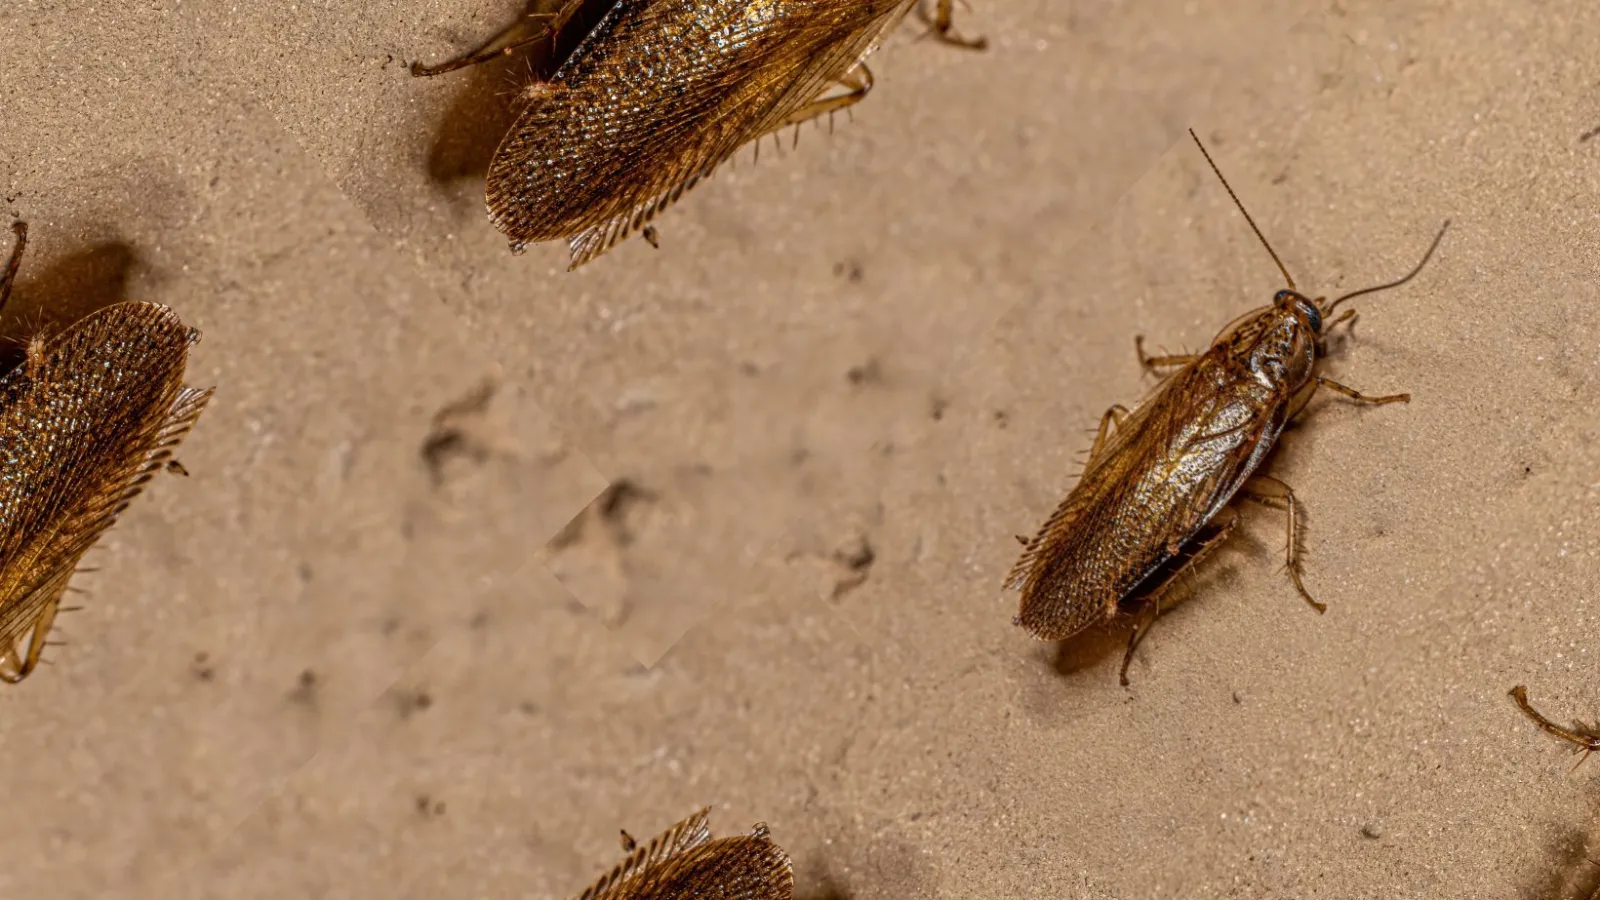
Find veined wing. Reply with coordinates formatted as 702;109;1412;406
1006;355;1287;639
576;807;713;900
620;824;793;900
0;302;211;652
487;0;910;262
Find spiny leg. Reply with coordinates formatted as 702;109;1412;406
1239;474;1324;614
920;0;987;50
1120;511;1239;686
1311;375;1410;407
0;600;62;684
1134;335;1197;374
1088;404;1130;461
764;62;874;137
1510;685;1600;769
410;1;580;77
1;221;26;318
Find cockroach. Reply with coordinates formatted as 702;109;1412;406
1510;685;1600;771
1003;130;1449;686
0;222;214;683
573;807;793;900
411;0;985;269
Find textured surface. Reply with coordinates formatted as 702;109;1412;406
4;1;1600;899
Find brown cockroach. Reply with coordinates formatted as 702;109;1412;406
1003;130;1449;686
573;807;793;900
0;222;214;682
411;0;984;269
1510;685;1600;771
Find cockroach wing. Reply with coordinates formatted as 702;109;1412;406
619;824;794;900
1005;357;1286;640
576;807;714;900
0;302;212;656
486;0;910;268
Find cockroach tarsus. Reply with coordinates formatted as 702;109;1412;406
0;221;214;683
1510;685;1600;770
1004;129;1449;687
572;807;794;900
410;0;984;269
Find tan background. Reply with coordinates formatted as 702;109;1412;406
2;0;1600;897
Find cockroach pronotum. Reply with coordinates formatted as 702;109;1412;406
0;221;214;682
1511;685;1600;771
1004;130;1449;686
572;807;793;900
411;0;985;269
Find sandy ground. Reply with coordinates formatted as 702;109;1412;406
2;0;1600;897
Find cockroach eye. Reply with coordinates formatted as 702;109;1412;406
1302;300;1322;332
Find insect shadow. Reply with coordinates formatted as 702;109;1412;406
422;0;608;186
790;811;934;900
0;236;138;373
1523;822;1600;900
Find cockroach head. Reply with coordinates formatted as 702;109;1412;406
1274;289;1321;333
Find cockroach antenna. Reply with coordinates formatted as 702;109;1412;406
1188;128;1296;291
1323;220;1450;317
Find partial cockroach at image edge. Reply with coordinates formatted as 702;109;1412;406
1003;131;1449;687
411;0;985;269
568;807;793;900
1509;685;1600;899
1510;685;1600;769
0;222;214;684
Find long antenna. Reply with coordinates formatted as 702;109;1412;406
1323;219;1450;317
1188;128;1295;291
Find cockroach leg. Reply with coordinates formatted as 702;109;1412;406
410;5;575;77
922;0;987;50
1510;685;1600;768
1239;474;1324;614
1313;309;1359;357
770;62;874;133
619;829;638;852
1119;602;1160;687
1;221;27;318
1312;376;1410;407
1088;404;1131;461
0;600;62;684
1120;512;1239;686
1134;335;1197;373
1323;308;1358;336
